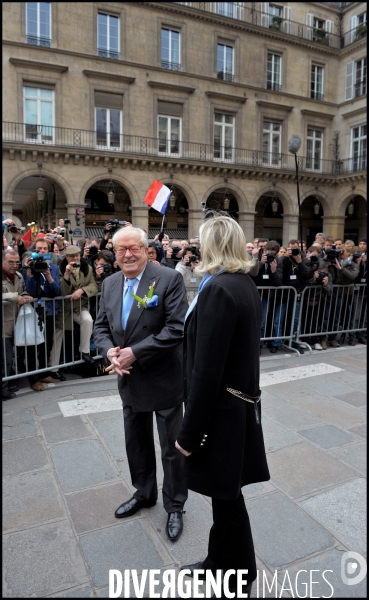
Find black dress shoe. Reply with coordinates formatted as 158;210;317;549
115;496;156;518
8;383;19;392
2;391;16;400
166;510;184;542
82;352;94;364
181;561;217;580
53;371;67;381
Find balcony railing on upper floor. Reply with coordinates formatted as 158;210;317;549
173;3;355;49
2;122;366;175
26;35;51;47
97;48;120;60
341;24;367;47
161;60;181;71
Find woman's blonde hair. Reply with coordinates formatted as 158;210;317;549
195;214;254;276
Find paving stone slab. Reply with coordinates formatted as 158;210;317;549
289;395;365;428
3;436;49;477
71;381;118;394
259;391;288;409
302;377;353;396
2;393;73;413
247;492;334;568
50;439;117;492
301;478;367;554
87;409;122;421
347;423;366;439
261;415;300;452
349;380;367;392
93;416;127;458
41;414;93;444
2;408;38;440
35;400;63;416
277;547;367;598
80;520;165;587
335;391;367;408
322;370;364;384
242;480;276;499
329;443;367;476
261;382;315;401
297;424;356;449
3;521;88;597
65;482;132;534
51;587;95;598
265;404;323;430
149;491;213;566
3;470;65;531
267;442;357;498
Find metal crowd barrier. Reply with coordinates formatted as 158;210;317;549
295;283;367;351
2;284;367;382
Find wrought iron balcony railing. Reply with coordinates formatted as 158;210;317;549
2;122;366;175
267;81;282;92
311;91;324;101
161;60;181;71
97;48;120;60
342;24;367;47
217;71;235;82
26;35;51;47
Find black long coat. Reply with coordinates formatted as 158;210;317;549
177;271;270;500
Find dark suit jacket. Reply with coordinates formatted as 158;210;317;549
93;260;188;412
177;271;270;500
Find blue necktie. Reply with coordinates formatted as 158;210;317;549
121;278;137;330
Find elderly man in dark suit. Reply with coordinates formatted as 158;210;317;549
93;226;188;541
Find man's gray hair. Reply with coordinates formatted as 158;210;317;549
3;248;19;260
315;232;326;240
112;226;148;248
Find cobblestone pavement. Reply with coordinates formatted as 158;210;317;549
2;345;367;598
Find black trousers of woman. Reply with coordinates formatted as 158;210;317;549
204;492;257;592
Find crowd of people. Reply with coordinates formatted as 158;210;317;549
2;216;367;400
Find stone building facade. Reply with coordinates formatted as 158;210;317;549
2;1;367;245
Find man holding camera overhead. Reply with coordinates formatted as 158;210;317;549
49;245;98;368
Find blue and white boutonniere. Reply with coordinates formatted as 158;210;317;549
129;282;159;309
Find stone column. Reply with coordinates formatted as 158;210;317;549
130;205;149;232
238;211;256;242
2;199;15;220
187;208;204;239
282;213;299;246
322;215;346;240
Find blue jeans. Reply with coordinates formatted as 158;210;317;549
260;297;287;347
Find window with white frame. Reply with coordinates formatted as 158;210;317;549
306;129;323;171
158;116;181;156
24;86;54;143
161;28;181;70
267;53;282;91
306;14;334;44
26;2;51;46
95;106;122;150
349;11;367;43
351;124;367;171
311;64;324;100
262;121;281;166
210;3;244;20
214;113;234;161
97;13;119;59
217;44;234;82
261;3;291;32
346;58;367;99
268;4;283;30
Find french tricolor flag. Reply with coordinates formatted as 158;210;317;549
143;180;171;215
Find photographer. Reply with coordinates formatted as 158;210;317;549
281;240;315;352
348;238;367;346
160;240;183;269
22;234;60;266
175;246;202;302
251;241;283;353
147;242;162;266
3;220;27;259
303;247;332;351
83;238;100;267
321;243;359;348
100;220;132;251
93;249;115;292
50;245;98;368
22;238;62;387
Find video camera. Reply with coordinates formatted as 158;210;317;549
106;219;126;234
324;244;342;263
28;251;52;273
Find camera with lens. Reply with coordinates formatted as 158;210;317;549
63;219;71;224
188;255;198;264
291;247;300;256
324;244;342;263
72;262;81;268
106;219;126;233
266;252;276;264
28;251;51;273
352;252;362;261
101;263;112;278
171;245;181;255
89;245;99;256
8;226;20;234
316;270;327;283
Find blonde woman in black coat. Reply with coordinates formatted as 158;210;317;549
176;215;270;598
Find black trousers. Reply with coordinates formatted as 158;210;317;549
204;492;257;589
123;404;188;513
